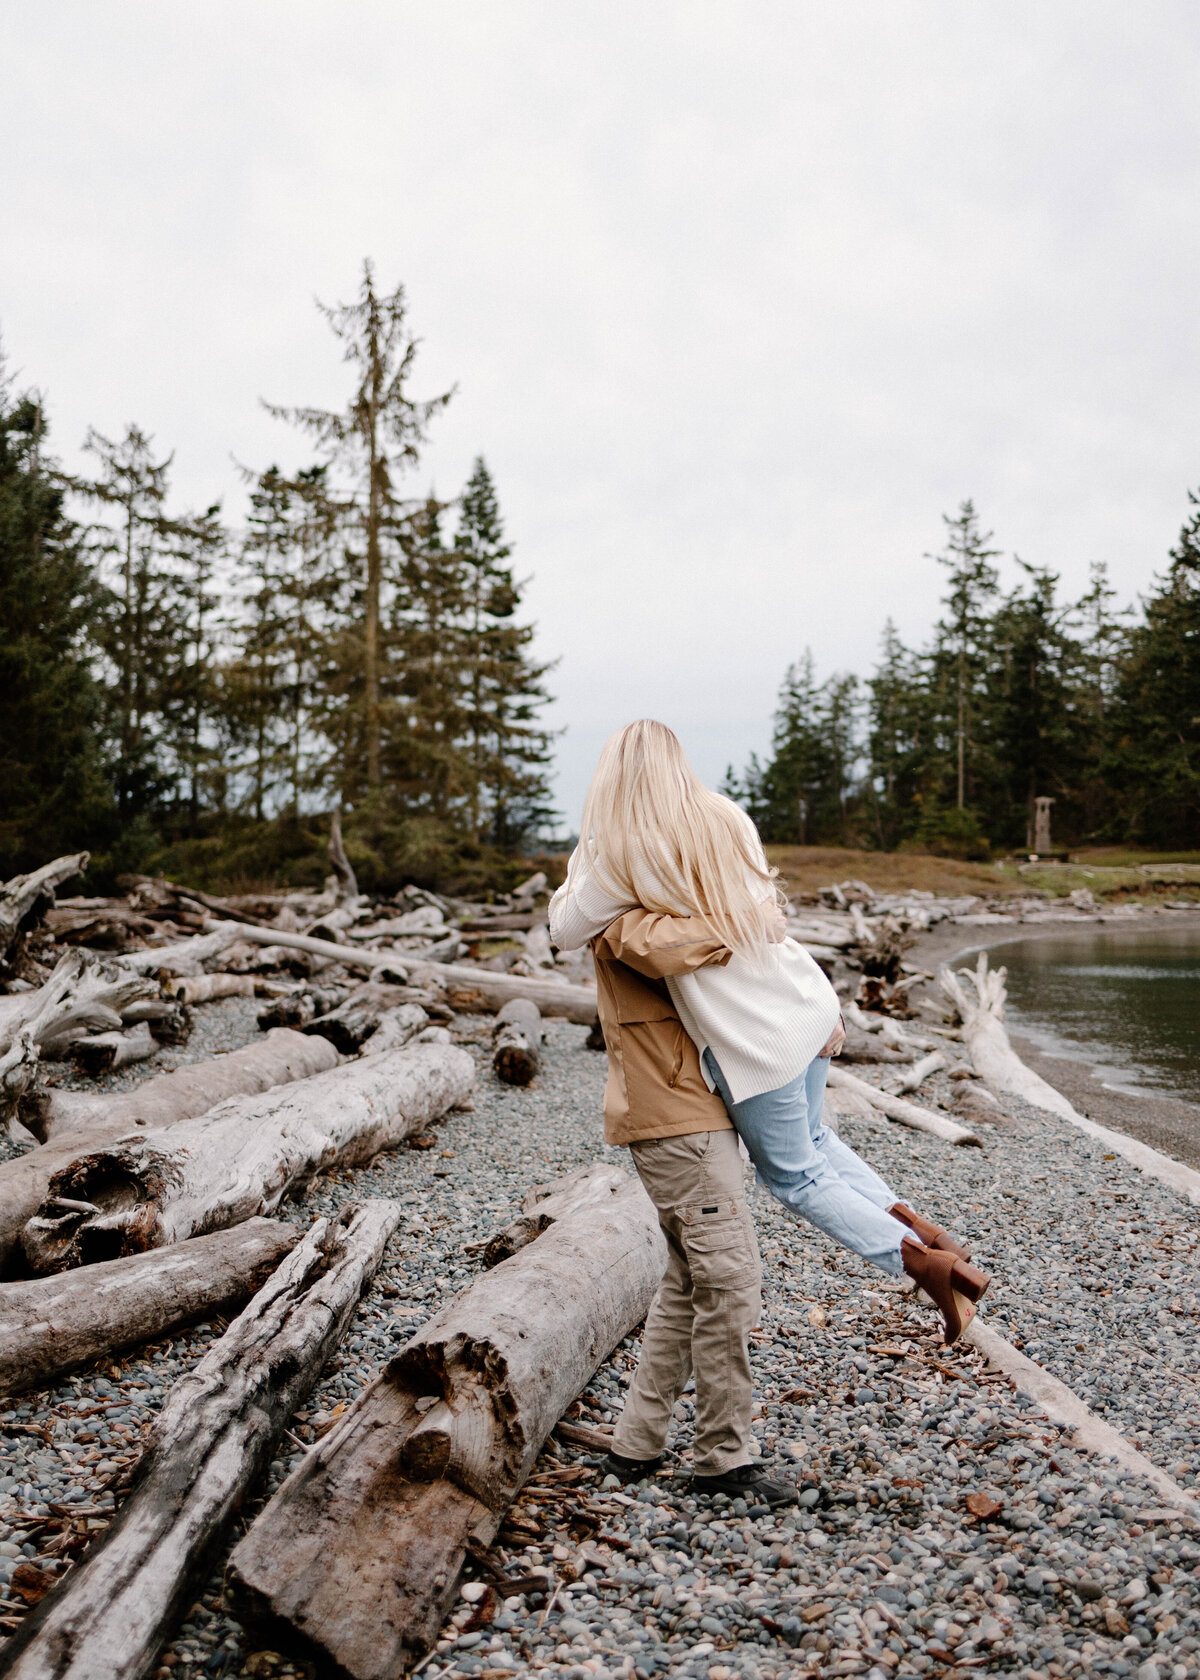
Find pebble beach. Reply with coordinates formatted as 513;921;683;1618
2;992;1199;1680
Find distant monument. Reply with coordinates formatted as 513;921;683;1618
1030;795;1054;857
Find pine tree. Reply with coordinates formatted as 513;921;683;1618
453;458;556;846
928;500;1001;811
0;364;108;871
78;424;187;817
866;620;929;847
163;502;227;830
265;260;454;794
1110;490;1200;845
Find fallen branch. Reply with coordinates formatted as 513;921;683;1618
0;1200;400;1679
117;924;244;978
359;1004;429;1056
0;1218;296;1397
826;1065;981;1146
21;1042;473;1273
482;1161;627;1266
227;1173;663;1677
491;997;542;1087
0;1030;339;1273
893;1050;947;1094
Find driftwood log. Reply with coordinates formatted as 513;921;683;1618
23;1026;339;1146
0;1201;400;1680
482;1160;627;1266
257;984;348;1030
359;1004;430;1056
301;985;426;1054
938;953;1076;1119
22;1042;474;1274
0;1217;297;1397
893;1049;948;1094
826;1065;981;1146
0;1030;340;1276
168;973;257;1005
0;854;89;964
69;1021;158;1076
221;921;599;1019
0;951;158;1060
227;1173;664;1679
117;925;244;978
490;996;542;1087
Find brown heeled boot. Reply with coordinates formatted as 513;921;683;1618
901;1238;990;1345
889;1202;971;1261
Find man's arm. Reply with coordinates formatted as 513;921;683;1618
596;907;733;979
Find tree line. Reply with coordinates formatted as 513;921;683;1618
0;262;556;887
725;499;1200;856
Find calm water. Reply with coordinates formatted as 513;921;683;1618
976;925;1200;1105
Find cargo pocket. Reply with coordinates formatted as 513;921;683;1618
680;1199;761;1290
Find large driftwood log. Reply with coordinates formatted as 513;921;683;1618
0;1217;297;1396
490;996;542;1087
0;951;159;1060
826;1065;981;1146
0;1030;339;1275
0;854;89;964
482;1160;627;1266
22;1042;474;1274
227;1174;664;1679
0;1201;400;1680
24;1027;340;1145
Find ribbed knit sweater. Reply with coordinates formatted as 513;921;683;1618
549;818;841;1105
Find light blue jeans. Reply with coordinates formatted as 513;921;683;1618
703;1049;911;1277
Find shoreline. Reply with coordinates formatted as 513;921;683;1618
905;910;1200;1172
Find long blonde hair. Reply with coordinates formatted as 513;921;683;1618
579;719;780;961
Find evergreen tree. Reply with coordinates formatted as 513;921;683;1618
78;424;187;817
265;260;454;794
928;500;1001;811
453;458;556;846
737;652;849;843
0;366;108;871
1110;490;1200;845
865;620;929;848
163;502;227;829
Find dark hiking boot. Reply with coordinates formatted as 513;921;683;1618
602;1450;665;1481
691;1461;799;1507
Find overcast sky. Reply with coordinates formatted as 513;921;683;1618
4;2;1199;826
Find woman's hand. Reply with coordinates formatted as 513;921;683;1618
818;1016;846;1059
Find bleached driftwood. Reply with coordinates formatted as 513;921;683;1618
22;1042;473;1273
223;922;599;1019
0;1217;297;1396
302;984;423;1054
482;1160;626;1266
0;1030;339;1273
826;1065;981;1146
839;1027;910;1065
69;1020;158;1076
327;808;360;905
358;1004;429;1056
257;984;349;1030
893;1050;948;1094
117;924;244;978
0;950;159;1060
0;1201;400;1680
168;973;257;1005
24;1026;340;1145
227;1174;663;1677
0;853;89;963
940;952;1200;1206
491;996;542;1087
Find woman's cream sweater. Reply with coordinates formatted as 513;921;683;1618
549;819;840;1106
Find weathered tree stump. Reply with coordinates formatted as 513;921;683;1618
0;854;89;966
21;1042;474;1274
69;1022;158;1076
0;1201;400;1680
227;1174;663;1680
490;996;542;1087
0;1217;296;1396
0;951;158;1062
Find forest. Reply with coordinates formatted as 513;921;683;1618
3;262;1198;890
0;263;555;892
726;499;1200;858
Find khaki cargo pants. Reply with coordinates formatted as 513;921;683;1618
612;1129;762;1476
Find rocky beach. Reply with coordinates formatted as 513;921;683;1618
1;897;1198;1680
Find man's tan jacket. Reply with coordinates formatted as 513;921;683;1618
591;909;733;1146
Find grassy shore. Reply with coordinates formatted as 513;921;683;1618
766;844;1200;902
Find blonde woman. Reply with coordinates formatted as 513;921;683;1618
550;720;991;1350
